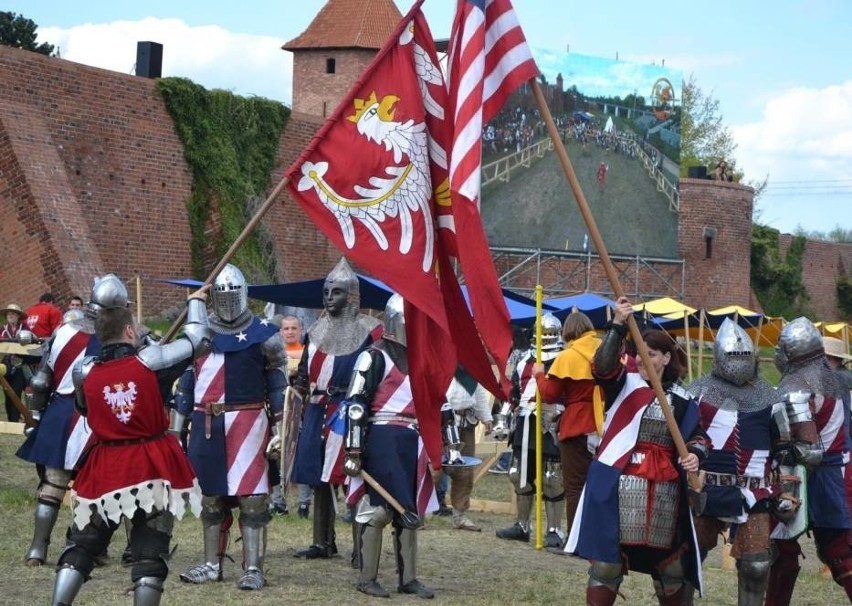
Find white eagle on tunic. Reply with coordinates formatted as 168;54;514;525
102;381;138;424
296;23;448;274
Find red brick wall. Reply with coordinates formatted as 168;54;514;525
290;49;378;118
0;46;195;315
778;235;851;321
677;178;754;310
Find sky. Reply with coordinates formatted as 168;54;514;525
11;0;852;236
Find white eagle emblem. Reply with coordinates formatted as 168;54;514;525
102;381;138;424
297;22;451;274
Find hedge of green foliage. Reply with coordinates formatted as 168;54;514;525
156;78;290;282
751;223;811;319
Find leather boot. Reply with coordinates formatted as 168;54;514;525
586;583;618;606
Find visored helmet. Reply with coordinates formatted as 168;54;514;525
324;257;359;298
383;293;406;347
713;318;756;386
211;264;248;323
534;313;563;351
775;316;823;372
86;274;129;318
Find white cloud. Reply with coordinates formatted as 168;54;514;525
732;81;852;233
40;18;292;104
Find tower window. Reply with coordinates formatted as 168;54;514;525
326;58;336;74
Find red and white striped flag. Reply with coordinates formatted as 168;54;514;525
447;0;539;203
444;0;539;391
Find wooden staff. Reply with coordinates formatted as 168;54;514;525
0;374;35;427
162;175;291;342
530;80;700;490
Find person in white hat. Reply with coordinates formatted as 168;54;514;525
823;336;852;410
1;303;26;340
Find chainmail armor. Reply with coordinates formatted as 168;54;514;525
687;373;778;413
309;304;381;355
778;358;841;400
208;309;253;335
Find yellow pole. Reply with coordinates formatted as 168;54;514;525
684;310;692;382
534;285;544;550
697;310;705;377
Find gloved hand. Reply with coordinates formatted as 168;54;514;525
24;410;40;437
343;453;362;477
492;414;508;440
266;433;281;461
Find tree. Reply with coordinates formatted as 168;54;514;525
0;12;55;56
679;74;738;176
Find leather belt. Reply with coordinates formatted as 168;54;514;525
100;431;167;447
369;414;417;427
704;471;771;490
195;401;265;439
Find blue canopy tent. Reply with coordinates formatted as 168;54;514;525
164;277;554;323
543;293;615;328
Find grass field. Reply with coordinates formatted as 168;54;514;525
0;433;847;605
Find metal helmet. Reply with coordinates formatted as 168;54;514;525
383;293;406;346
324;257;359;298
713;318;756;386
211;264;248;323
86;273;129;317
775;316;823;372
533;313;563;351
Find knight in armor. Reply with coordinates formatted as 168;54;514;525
17;275;110;566
290;258;382;562
176;264;287;591
495;313;566;548
342;294;436;599
685;318;781;605
566;296;709;606
765;317;852;605
532;311;602;542
49;280;212;606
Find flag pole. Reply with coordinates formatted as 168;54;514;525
529;79;698;487
162;175;291;342
534;284;544;550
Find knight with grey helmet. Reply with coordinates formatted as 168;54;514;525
685;318;781;605
49;277;212;606
764;317;852;605
175;263;288;591
16;275;119;567
342;293;436;599
495;313;566;548
290;258;382;565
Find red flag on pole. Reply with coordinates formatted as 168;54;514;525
284;1;501;466
445;0;540;389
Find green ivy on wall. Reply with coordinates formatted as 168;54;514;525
751;224;811;319
156;78;290;282
838;276;852;320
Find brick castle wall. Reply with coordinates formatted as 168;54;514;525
290;49;378;118
779;235;851;321
0;46;848;320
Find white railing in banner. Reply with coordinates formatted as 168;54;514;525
481;138;554;187
637;145;679;212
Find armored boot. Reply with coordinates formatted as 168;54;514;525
544;497;565;548
737;553;770;606
131;576;164;606
180;514;228;584
357;522;389;598
586;584;619;606
496;491;533;542
236;524;267;590
26;499;60;566
394;525;433;599
588;561;623;606
51;566;85;606
653;581;689;606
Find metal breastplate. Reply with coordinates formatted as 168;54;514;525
636;401;673;446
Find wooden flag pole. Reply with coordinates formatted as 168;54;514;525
529;79;697;483
162;175;291;342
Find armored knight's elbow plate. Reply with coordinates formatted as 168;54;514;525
441;455;482;469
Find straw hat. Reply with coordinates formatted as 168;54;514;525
823;336;852;362
2;303;25;317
